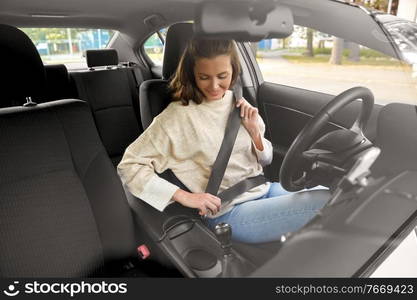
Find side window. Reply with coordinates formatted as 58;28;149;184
254;25;417;105
143;28;167;66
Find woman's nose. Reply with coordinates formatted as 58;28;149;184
210;79;219;89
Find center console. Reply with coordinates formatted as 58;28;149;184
126;192;281;277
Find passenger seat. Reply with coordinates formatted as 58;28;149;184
0;24;138;277
71;49;145;166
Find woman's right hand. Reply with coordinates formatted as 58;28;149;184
172;189;221;216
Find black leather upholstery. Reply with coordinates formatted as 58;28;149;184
86;49;119;68
140;23;194;130
0;25;139;277
72;61;144;166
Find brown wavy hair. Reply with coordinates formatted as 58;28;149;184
169;39;241;105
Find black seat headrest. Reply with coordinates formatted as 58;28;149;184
42;64;72;101
162;23;194;80
45;64;69;79
0;24;47;100
86;49;119;68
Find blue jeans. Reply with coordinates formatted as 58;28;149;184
206;182;329;244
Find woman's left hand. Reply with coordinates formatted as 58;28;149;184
236;98;260;137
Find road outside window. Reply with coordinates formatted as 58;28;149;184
254;25;417;105
21;28;116;69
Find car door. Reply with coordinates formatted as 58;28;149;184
240;25;416;182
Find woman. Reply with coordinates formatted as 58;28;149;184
117;38;328;243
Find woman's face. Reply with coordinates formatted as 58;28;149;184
194;55;233;101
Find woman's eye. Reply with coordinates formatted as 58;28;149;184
198;75;227;80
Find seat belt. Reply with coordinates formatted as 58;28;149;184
159;80;267;207
204;101;241;195
205;80;267;206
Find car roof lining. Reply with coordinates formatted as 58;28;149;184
0;0;398;58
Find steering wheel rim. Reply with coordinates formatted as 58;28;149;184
279;86;374;192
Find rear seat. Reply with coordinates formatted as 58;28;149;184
70;49;147;166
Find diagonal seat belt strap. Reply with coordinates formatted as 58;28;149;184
205;79;267;205
204;80;243;196
204;105;241;196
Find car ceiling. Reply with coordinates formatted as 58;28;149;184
0;0;397;58
0;0;197;40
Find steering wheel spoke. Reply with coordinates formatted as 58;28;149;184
302;148;333;161
350;120;364;135
293;172;307;188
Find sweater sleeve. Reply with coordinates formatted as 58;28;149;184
117;118;179;212
251;115;273;167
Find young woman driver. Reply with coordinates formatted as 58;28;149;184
117;38;328;243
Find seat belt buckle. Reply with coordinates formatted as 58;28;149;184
137;244;151;260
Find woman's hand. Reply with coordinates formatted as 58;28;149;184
172;189;221;216
236;98;261;137
236;98;264;151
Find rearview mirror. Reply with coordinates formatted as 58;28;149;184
194;1;294;41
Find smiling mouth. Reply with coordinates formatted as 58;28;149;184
208;91;222;97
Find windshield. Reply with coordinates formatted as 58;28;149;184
377;14;417;64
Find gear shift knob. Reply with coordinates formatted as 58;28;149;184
214;222;232;254
214;223;251;277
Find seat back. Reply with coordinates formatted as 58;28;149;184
371;102;417;177
0;24;137;277
71;49;145;165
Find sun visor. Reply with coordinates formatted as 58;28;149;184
194;1;294;41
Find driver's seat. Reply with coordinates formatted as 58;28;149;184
140;22;193;130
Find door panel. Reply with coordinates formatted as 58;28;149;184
257;82;382;181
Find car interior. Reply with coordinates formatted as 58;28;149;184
1;0;417;278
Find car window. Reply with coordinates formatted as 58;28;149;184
143;28;167;66
254;25;417;105
21;28;117;69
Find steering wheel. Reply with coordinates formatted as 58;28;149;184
279;86;374;192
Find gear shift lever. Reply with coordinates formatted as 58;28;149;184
214;222;251;277
214;222;232;256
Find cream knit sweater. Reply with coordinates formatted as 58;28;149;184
117;90;273;217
